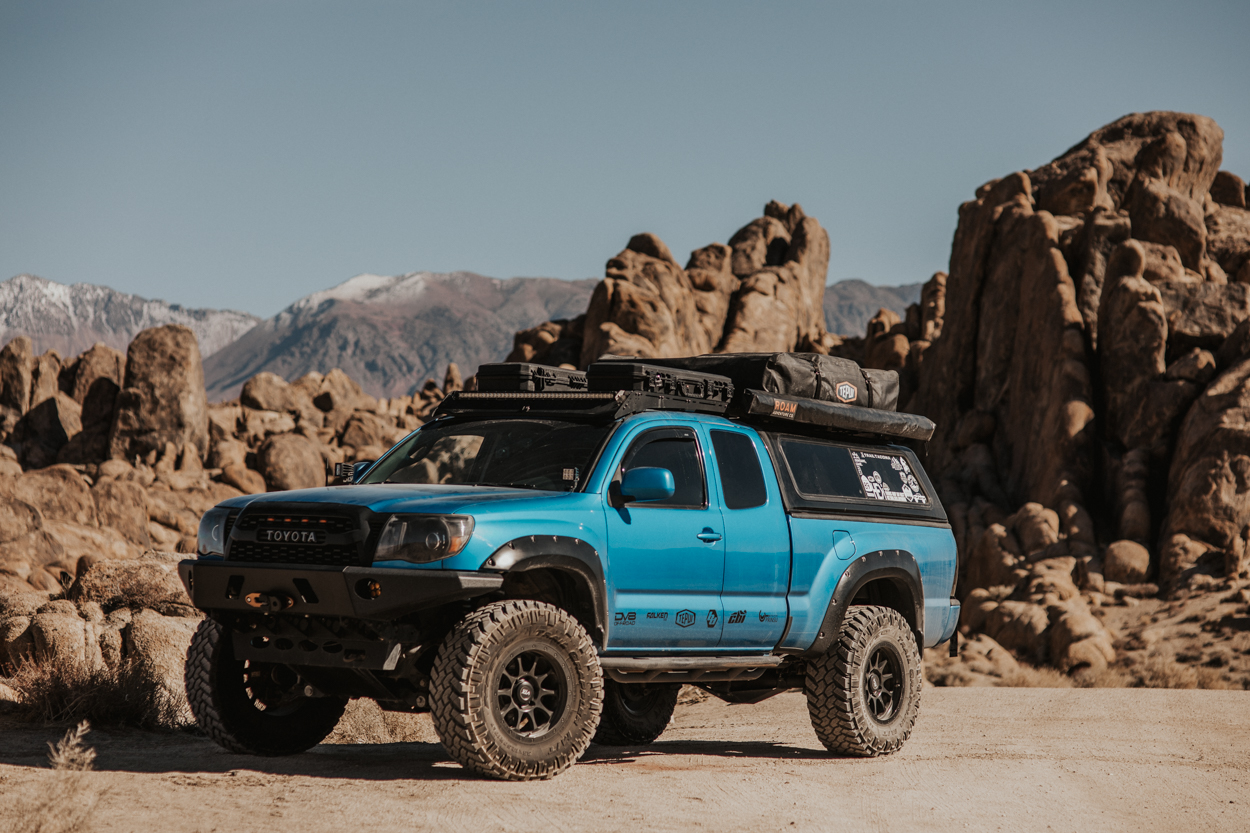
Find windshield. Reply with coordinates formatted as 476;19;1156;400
357;418;613;491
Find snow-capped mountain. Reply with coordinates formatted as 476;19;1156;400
203;271;597;400
0;274;261;358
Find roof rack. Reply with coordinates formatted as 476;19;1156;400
434;389;730;421
434;387;935;442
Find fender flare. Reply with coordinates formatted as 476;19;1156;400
482;536;607;645
798;549;924;658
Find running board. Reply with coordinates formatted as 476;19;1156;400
598;655;784;684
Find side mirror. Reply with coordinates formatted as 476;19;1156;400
335;460;375;484
620;467;675;502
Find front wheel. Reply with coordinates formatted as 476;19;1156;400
593;680;680;746
805;605;922;757
430;600;603;780
185;619;348;756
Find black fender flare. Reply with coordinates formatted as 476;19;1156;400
798;549;924;658
482;536;607;646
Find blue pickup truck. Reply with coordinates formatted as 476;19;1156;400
180;355;959;781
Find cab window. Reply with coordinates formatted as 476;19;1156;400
710;430;767;510
621;430;706;508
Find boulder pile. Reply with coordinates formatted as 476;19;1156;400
0;324;459;595
0;324;461;718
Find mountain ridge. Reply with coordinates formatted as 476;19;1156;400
0;274;261;359
202;271;598;401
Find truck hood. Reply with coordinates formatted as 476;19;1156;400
216;483;566;516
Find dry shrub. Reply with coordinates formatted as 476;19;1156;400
1120;653;1234;689
676;684;710;705
1129;654;1199;689
11;721;102;833
1073;666;1133;688
997;663;1074;688
326;698;437;745
8;656;183;730
924;661;1000;687
67;558;194;617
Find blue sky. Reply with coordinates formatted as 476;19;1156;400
2;1;1248;317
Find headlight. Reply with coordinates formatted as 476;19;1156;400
373;514;474;564
198;507;231;556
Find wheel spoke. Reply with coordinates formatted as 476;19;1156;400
488;648;570;739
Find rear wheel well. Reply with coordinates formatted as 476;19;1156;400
850;578;920;645
497;568;602;646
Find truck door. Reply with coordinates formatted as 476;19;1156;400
604;426;726;651
706;428;791;650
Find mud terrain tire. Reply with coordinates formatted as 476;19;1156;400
185;619;347;756
431;600;603;780
805;605;922;757
593;680;680;746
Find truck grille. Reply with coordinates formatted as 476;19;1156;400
227;509;365;567
233;513;356;535
228;540;363;567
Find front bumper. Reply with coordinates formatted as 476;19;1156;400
178;559;504;621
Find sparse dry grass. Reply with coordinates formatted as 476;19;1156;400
11;721;102;833
46;721;96;771
1126;654;1237;690
7;656;183;729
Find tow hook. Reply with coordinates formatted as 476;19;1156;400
244;592;295;613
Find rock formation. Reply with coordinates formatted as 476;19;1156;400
888;111;1250;678
512;201;840;368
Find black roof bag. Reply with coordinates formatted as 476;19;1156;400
598;353;899;412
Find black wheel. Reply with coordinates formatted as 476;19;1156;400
430;600;603;780
805;605;922;757
593;680;680;746
185;619;348;756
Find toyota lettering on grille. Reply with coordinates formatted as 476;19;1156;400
257;528;327;545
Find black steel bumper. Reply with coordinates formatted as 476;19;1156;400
178;559;504;621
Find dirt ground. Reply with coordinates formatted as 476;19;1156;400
1;687;1247;833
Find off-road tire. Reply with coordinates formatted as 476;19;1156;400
185;619;347;756
805;605;922;757
592;680;680;746
431;600;603;780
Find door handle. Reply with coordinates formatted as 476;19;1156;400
697;528;722;543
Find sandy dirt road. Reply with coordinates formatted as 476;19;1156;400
1;688;1247;833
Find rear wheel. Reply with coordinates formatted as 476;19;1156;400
430;600;603;780
185;619;348;756
805;605;921;757
593;680;680;746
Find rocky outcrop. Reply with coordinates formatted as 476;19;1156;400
719;202;831;354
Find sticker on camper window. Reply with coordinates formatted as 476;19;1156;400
835;382;857;403
848;450;927;504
